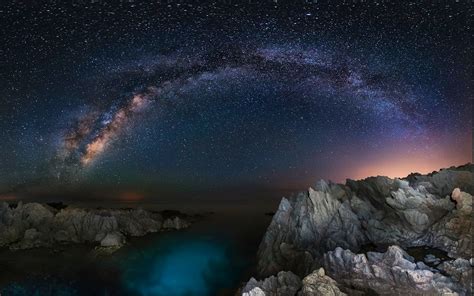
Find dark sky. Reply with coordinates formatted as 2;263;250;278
0;0;472;202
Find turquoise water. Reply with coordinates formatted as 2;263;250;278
0;210;272;296
0;233;245;296
121;234;241;296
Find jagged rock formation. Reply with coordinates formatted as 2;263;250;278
0;202;191;250
241;268;345;296
248;164;473;295
404;163;474;197
241;271;302;296
323;246;465;295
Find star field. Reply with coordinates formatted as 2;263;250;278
0;1;472;201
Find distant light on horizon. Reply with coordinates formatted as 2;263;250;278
0;194;17;201
119;191;145;202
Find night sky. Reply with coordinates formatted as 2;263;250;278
0;1;472;202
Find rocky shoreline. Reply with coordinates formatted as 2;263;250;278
0;202;193;251
241;164;473;295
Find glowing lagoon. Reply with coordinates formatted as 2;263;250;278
121;233;243;296
0;231;246;296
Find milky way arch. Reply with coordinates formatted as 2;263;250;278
57;44;426;176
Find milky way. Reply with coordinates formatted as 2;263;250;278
60;44;428;170
0;1;471;199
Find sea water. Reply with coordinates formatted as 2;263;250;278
0;209;272;296
120;233;242;295
0;233;244;296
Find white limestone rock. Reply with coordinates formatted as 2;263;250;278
322;246;466;295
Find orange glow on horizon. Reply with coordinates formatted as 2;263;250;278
343;129;472;181
0;194;17;201
119;191;145;202
352;153;472;180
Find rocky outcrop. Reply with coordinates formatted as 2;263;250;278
323;245;465;295
241;271;301;296
241;268;345;296
253;164;472;295
0;203;192;250
405;164;474;197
